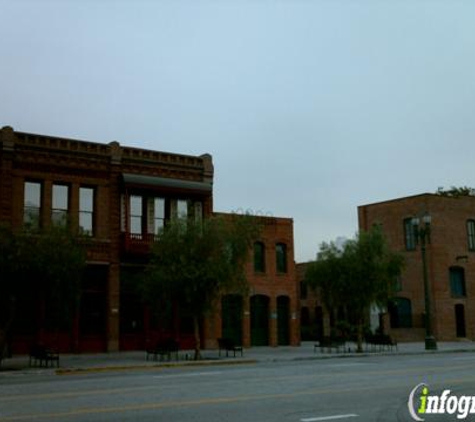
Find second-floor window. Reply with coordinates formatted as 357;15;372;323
24;181;41;228
153;198;165;234
467;220;475;251
276;243;287;273
79;187;94;236
403;218;416;251
254;242;266;273
450;267;466;297
176;199;188;219
52;184;69;226
130;196;143;235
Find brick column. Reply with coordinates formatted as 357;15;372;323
269;296;277;347
203;299;220;349
242;297;251;347
107;263;120;352
290;300;300;346
0;127;14;224
106;141;122;352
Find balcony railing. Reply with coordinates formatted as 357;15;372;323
122;232;158;255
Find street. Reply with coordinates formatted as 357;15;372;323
2;353;475;421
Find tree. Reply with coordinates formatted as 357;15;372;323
436;186;475;197
304;242;346;328
0;224;86;362
306;225;404;352
143;214;260;360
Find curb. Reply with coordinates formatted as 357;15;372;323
2;347;475;377
55;358;258;375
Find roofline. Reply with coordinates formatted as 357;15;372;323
214;211;293;223
3;126;211;161
358;193;440;208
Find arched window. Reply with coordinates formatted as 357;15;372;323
253;242;266;273
450;267;466;297
389;297;412;328
276;243;287;273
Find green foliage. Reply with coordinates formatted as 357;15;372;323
143;214;260;358
0;224;86;335
436;186;475;197
305;225;404;351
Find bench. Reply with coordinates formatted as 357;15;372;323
218;338;243;357
314;336;348;353
146;338;180;361
365;334;398;352
29;344;60;368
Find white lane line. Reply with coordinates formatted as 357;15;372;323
153;371;223;379
301;414;358;422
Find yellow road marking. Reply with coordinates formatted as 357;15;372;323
1;361;474;404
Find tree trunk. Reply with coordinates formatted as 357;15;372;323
356;319;364;353
193;315;202;361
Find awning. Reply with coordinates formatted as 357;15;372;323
122;173;212;192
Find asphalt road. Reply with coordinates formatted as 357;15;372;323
2;353;475;421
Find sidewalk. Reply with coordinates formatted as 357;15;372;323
1;341;475;375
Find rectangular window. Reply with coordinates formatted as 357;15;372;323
24;181;41;228
52;184;69;226
177;199;188;219
79;187;94;236
276;243;287;273
254;242;266;273
467;220;475;251
450;267;466;297
404;218;416;251
154;198;165;235
130;196;143;235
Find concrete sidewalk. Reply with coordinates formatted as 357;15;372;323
1;341;475;375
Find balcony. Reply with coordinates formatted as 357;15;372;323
121;232;158;256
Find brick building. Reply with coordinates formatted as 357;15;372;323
0;126;213;353
358;193;475;342
0;126;299;352
208;214;299;348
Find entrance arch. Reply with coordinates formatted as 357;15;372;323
250;295;269;346
277;296;290;345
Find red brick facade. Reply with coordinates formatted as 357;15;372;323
358;194;475;342
0;126;299;352
206;215;299;348
0;126;213;353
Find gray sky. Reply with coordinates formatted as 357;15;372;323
2;0;475;262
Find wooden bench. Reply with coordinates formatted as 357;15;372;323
146;338;180;361
29;344;60;368
365;334;398;352
217;338;243;357
314;336;347;353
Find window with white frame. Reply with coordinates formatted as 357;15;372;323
79;187;94;235
52;184;69;226
24;181;41;228
130;195;143;235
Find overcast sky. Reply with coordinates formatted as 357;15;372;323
1;0;475;262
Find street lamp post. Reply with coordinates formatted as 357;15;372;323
412;214;438;351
